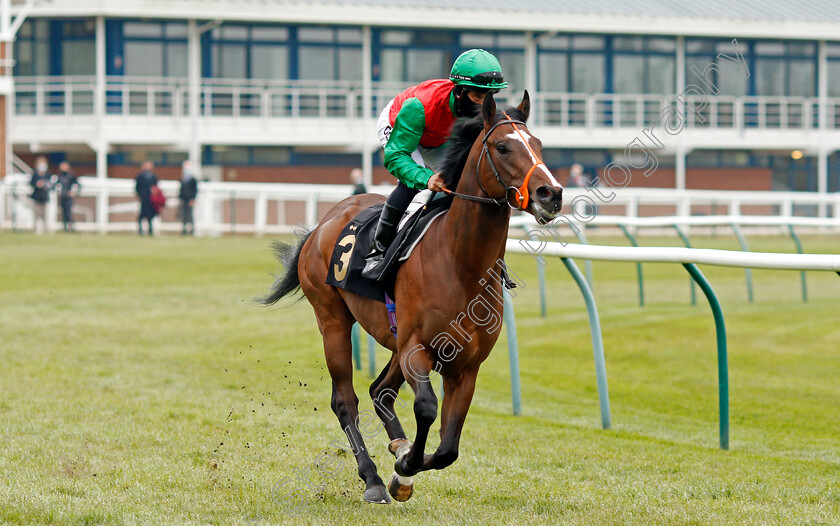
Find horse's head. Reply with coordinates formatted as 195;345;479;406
478;91;562;223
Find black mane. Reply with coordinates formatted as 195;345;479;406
438;106;528;190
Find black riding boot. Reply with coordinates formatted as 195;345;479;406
361;203;403;278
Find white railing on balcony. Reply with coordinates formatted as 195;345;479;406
3;174;839;236
14;76;839;131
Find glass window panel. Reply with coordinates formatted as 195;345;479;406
381;30;412;46
647;56;675;94
715;40;744;55
18;20;32;38
221;26;248;40
413;31;454;46
299;46;335;80
166;43;188;77
35;42;49;75
64;20;95;37
828;62;840;97
755;58;784;96
648;38;676;53
787;42;815;56
755;41;784;55
497;33;525;48
538;53;567;92
124;41;164;76
572;36;604;51
380;49;404;82
338;47;362;81
460;33;494;48
164;23;188;39
214;146;250;164
15;41;33;75
252;45;288;80
686;39;714;54
63;41;95;75
124;22;163;38
252;147;291;164
614;37;643;52
299;27;334;43
717;59;749;96
213;43;247;78
337;28;362;44
35;19;48;39
540;35;569;50
827;43;840;58
613;55;644;93
406;49;446;83
499;51;525;90
788;60;815;97
571;54;604;92
251;26;289;42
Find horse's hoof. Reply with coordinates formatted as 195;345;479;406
388;472;414;502
388;438;412;458
363;485;391;504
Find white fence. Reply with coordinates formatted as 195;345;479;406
3;174;840;236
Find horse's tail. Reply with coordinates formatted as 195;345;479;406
257;228;314;306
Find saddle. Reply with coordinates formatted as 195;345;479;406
325;193;452;303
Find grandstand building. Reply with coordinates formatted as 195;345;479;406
1;0;839;196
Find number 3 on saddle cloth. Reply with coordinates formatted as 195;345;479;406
325;194;452;304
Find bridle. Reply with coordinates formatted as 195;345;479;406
442;112;545;210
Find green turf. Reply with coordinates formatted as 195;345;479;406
1;231;839;525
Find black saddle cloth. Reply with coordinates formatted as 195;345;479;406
325;195;452;302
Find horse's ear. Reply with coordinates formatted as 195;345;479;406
482;93;497;130
518;90;531;121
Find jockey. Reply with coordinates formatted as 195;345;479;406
362;49;508;277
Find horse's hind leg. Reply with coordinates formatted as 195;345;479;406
369;355;409;443
317;307;390;503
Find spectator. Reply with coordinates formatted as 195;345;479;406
350;167;367;195
567;163;586;188
178;160;198;236
29;156;53;234
56;161;80;232
135;160;159;236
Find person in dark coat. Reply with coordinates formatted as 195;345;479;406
29;156;53;234
135;160;159;236
55;161;80;232
178;160;198;236
350;168;367;195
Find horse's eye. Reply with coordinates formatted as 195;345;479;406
496;144;509;154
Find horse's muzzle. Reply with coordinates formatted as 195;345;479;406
534;185;563;214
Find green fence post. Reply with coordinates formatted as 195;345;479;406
730;224;754;303
682;263;729;451
561;257;611;430
672;225;697;306
367;333;377;379
351;323;362;371
503;289;522;416
787;224;808;303
575;226;594;288
617;224;645;307
522;226;548;317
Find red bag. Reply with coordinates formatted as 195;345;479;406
150;185;166;213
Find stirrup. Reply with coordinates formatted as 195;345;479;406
362;250;385;278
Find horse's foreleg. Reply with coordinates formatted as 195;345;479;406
369;355;408;442
422;369;478;471
395;340;438;478
322;327;390;504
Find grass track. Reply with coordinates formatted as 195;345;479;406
1;232;839;525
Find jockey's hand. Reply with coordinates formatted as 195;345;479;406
427;174;446;192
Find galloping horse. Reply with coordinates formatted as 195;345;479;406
260;92;562;504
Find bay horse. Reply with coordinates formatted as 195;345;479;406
260;92;562;504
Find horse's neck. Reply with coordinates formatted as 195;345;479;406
441;147;511;277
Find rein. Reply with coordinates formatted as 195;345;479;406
441;112;544;210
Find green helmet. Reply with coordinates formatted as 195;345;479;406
449;49;508;91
